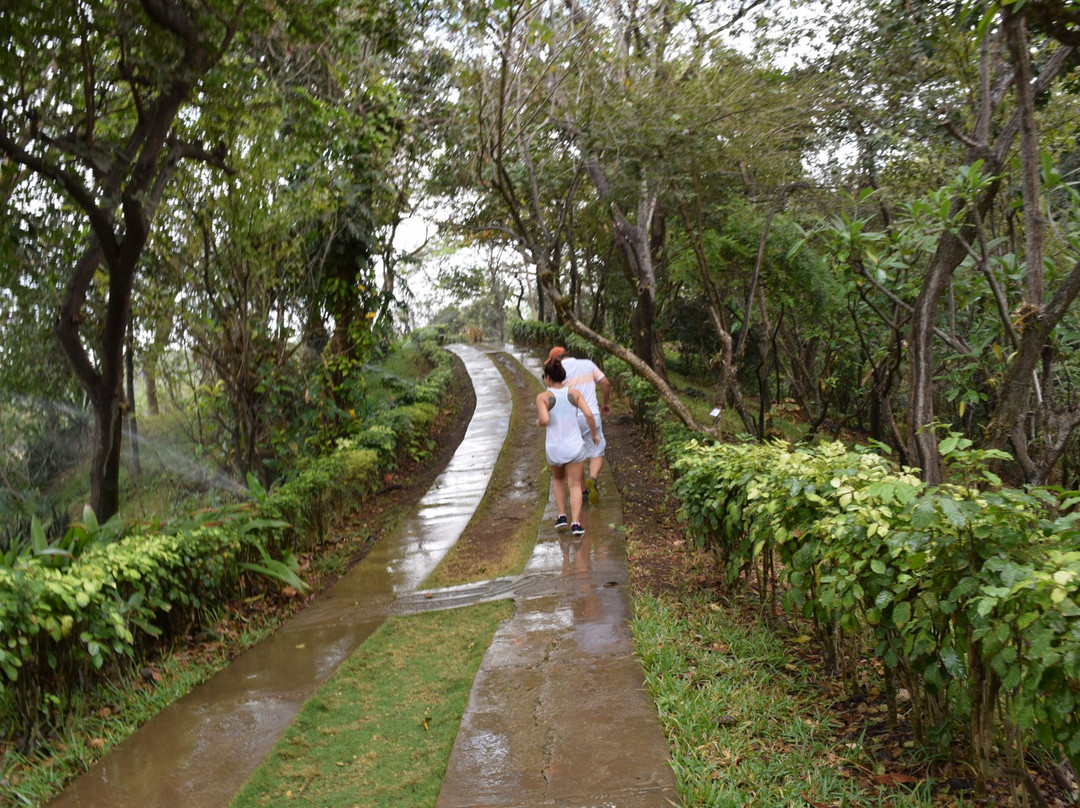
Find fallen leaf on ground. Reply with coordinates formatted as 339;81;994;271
872;772;918;785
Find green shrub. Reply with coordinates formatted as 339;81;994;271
0;522;241;745
669;436;1080;783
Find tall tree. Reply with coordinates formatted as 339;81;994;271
437;0;823;431
900;14;1074;484
804;0;1080;483
0;0;263;518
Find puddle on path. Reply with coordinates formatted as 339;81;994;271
49;344;510;808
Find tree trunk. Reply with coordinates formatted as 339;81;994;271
144;368;160;416
905;39;1072;483
628;285;659;371
907;230;969;483
582;162;667;376
977;14;1080;483
125;319;141;475
985;259;1080;469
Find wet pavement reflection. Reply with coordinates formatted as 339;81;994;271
49;344;510;808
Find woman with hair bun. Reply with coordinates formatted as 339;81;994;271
536;355;599;536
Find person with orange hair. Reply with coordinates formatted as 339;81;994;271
536;354;599;536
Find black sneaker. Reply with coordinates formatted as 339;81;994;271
554;514;568;529
585;477;600;504
571;522;585;536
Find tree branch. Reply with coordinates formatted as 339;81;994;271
0;127;120;263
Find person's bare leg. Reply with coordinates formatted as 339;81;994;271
589;456;603;480
551;464;568;518
567;461;585;525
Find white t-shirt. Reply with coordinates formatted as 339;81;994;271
561;357;604;419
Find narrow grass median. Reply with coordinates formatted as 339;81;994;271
231;601;510;808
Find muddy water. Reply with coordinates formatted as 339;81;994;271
49;344;510;808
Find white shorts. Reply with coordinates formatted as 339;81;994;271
547;444;587;467
577;415;606;459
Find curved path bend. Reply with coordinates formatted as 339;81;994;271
49;344;680;808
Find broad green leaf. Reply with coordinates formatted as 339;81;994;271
893;601;911;628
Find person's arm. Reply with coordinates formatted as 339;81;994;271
571;389;599;443
597;373;612;415
536;392;552;427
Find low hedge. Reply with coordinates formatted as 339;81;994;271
0;523;240;744
671;437;1080;792
0;333;456;747
258;447;382;554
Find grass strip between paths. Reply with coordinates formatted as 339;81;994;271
231;600;510;808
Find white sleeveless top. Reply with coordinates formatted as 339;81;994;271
545;387;585;465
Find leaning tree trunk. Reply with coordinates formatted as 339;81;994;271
537;252;709;434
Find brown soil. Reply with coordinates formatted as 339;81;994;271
604;411;722;597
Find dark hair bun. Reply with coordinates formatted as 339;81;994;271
543;356;567;382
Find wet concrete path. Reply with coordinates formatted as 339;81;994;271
435;348;681;808
49;344;512;808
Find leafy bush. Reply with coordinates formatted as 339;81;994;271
669;436;1080;788
0;520;241;747
354;425;399;467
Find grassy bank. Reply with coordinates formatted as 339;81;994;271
631;588;939;807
